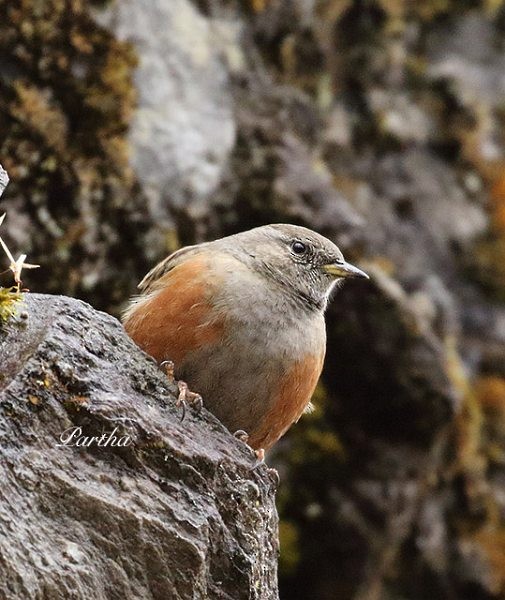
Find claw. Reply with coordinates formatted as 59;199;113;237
177;381;188;422
191;394;204;412
266;467;280;487
159;362;202;419
177;380;203;422
160;360;175;382
233;429;249;443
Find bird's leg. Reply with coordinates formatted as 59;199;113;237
177;380;203;411
233;430;265;461
249;446;279;484
252;448;279;484
160;361;203;421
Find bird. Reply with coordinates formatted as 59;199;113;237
122;224;368;453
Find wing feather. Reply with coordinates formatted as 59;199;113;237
138;244;206;294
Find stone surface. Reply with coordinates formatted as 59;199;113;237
98;0;236;226
0;294;278;600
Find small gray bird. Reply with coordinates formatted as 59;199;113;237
123;224;368;451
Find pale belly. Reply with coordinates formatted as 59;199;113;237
175;305;326;445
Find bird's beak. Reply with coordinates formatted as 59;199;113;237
322;260;369;279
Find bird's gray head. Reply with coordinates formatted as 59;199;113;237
221;223;368;312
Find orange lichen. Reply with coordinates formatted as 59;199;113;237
474;529;505;596
490;173;505;234
250;0;269;12
475;376;505;414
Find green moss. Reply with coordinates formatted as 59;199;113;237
278;520;300;576
0;0;147;313
473;376;505;466
466;236;505;303
0;287;22;323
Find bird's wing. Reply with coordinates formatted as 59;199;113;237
138;244;207;295
123;249;225;365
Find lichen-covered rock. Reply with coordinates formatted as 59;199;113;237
0;294;279;600
0;0;150;312
98;0;236;223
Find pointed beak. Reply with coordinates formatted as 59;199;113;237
322;260;369;280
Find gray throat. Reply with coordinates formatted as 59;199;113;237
255;261;325;314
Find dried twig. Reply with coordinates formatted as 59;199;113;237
0;214;40;292
0;165;40;291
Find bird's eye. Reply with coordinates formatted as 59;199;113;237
291;241;307;255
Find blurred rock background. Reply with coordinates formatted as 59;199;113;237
1;0;505;598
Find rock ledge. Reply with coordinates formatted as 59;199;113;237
0;293;278;600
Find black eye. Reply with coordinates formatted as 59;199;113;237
291;241;307;255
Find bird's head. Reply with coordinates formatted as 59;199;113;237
225;223;369;311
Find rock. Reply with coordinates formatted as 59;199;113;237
0;294;278;600
0;1;152;313
427;14;505;108
355;148;488;278
0;163;8;198
98;0;236;224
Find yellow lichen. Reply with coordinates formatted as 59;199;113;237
290;428;346;467
11;81;68;151
0;287;22;323
474;376;505;465
445;336;486;477
471;237;505;302
484;0;505;15
462;152;505;303
250;0;269;12
475;376;505;415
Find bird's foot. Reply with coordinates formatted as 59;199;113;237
176;381;203;422
177;380;203;408
252;449;279;484
160;361;203;421
233;431;266;465
233;429;249;444
266;466;280;486
160;360;175;382
233;432;277;482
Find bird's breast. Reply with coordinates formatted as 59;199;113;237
176;264;327;447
